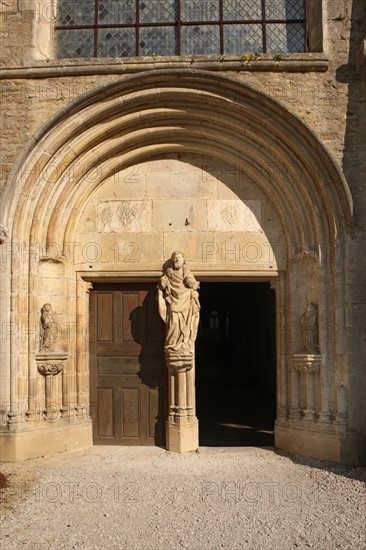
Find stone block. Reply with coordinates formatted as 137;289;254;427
207;199;262;232
274;423;360;464
153;199;208;232
97;200;152;233
74;232;164;267
166;418;199;453
95;170;145;198
0;422;93;462
146;172;216;199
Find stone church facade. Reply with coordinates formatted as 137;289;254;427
0;0;365;462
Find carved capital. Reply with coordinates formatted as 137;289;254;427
37;363;64;376
165;350;194;372
291;248;319;263
293;354;322;373
39;254;66;264
36;353;68;376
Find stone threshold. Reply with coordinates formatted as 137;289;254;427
0;54;329;79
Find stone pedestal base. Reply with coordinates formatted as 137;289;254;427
0;422;92;462
275;422;362;464
166;416;199;453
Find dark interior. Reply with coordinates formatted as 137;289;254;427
196;282;276;446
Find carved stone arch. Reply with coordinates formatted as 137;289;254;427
0;70;357;462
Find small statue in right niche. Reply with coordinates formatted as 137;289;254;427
300;302;319;354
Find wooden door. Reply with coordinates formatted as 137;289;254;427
90;283;165;445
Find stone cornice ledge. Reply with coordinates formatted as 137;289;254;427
0;54;329;79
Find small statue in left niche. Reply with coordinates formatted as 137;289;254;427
39;303;59;352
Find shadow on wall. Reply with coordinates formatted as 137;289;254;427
336;0;366;226
335;0;366;450
130;290;166;446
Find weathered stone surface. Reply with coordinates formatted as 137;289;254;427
207;199;262;232
97;200;152;233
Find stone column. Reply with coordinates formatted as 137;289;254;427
75;278;91;418
289;368;301;421
293;354;322;421
303;371;316;421
35;353;68;421
165;350;199;453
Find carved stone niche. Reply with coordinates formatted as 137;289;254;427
292;354;323;422
35;352;68;421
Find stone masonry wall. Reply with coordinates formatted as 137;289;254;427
0;1;364;200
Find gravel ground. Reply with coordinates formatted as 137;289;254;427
0;446;365;550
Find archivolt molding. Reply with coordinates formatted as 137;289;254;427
2;70;353;263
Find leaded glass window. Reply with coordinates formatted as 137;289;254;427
56;0;307;59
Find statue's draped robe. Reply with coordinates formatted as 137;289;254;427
300;303;318;353
158;268;200;353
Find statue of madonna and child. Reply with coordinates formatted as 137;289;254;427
157;251;200;369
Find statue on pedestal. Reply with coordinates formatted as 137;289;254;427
157;252;200;451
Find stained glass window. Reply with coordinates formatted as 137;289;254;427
56;0;307;59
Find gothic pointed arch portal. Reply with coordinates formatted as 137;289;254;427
0;70;357;462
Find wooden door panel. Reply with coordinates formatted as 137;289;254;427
96;293;114;342
121;388;140;439
121;292;139;343
90;284;165;446
96;388;114;438
148;388;164;439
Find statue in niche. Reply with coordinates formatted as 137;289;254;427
157;251;200;354
39;303;59;352
300;302;319;354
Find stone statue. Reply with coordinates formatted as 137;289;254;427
157;251;200;355
39;303;59;352
300;302;319;354
158;252;200;453
0;223;9;245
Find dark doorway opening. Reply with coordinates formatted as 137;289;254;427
196;282;276;446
